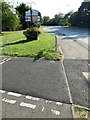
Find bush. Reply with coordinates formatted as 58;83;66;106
26;27;41;34
23;27;41;40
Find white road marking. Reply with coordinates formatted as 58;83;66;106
7;92;21;97
26;96;40;101
46;100;52;103
42;107;45;112
0;61;5;65
0;58;7;62
88;64;90;67
20;102;36;109
82;72;90;80
0;90;5;93
5;58;11;62
2;98;16;104
56;102;63;106
51;109;60;116
0;58;11;65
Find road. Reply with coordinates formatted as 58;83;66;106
43;26;89;49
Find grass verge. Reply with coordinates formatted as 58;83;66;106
0;29;62;60
74;106;88;118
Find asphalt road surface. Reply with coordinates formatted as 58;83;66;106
43;26;89;49
2;57;70;104
63;59;89;108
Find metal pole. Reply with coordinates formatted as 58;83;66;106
30;7;33;25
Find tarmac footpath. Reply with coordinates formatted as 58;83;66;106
57;36;89;109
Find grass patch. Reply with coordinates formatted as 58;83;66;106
0;28;62;60
74;106;88;118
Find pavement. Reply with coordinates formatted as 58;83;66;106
0;90;73;118
0;56;74;118
0;33;89;118
57;37;89;108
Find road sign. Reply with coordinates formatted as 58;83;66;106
25;9;38;17
25;16;40;22
25;9;40;22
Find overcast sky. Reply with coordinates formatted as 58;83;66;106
8;0;84;18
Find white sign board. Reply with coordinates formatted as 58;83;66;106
25;10;38;17
25;9;40;22
25;16;40;22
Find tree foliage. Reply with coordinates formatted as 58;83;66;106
61;11;73;26
2;1;19;31
69;1;90;28
42;16;50;25
15;3;29;29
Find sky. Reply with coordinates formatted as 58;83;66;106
8;0;84;18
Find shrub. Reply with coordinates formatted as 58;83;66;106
23;27;41;40
26;27;41;34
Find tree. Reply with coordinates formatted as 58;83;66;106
43;13;64;26
53;13;64;25
69;12;78;26
69;1;90;28
42;16;50;25
15;3;29;29
61;11;73;26
2;2;19;31
76;2;89;27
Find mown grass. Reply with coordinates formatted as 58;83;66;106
0;29;62;60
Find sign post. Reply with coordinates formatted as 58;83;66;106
25;10;40;22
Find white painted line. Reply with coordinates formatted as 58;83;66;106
0;90;5;93
2;98;16;104
82;72;90;80
0;58;11;65
5;58;11;62
51;109;60;116
46;100;52;103
56;102;63;106
7;92;21;97
26;96;40;101
20;102;36;109
88;64;90;67
0;58;7;62
0;61;5;65
42;107;45;112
